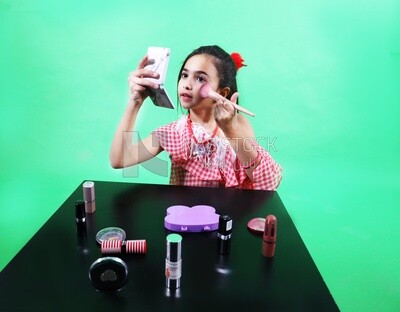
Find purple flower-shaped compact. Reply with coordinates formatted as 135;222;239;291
164;205;220;232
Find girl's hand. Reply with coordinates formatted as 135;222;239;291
128;55;160;105
214;92;239;131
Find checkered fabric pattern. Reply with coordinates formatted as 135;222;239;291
153;116;283;191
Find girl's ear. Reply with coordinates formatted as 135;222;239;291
219;87;231;98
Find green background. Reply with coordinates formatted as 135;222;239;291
1;0;399;311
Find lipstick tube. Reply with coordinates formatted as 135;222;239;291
262;214;277;257
75;200;87;236
217;215;233;255
165;234;182;289
83;181;96;213
75;200;86;223
101;239;147;255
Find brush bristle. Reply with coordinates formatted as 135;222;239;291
199;83;211;98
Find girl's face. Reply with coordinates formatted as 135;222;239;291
178;54;220;110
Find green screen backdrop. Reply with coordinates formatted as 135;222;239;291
1;1;399;311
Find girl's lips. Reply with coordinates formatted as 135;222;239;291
180;93;192;102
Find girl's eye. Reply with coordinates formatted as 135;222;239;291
181;73;188;79
196;76;205;83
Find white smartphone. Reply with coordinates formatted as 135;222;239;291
148;86;175;109
144;47;171;85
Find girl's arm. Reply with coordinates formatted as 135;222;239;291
214;93;258;178
219;113;260;179
109;103;163;168
215;94;281;186
221;114;282;189
109;56;163;168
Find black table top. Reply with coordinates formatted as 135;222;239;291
0;181;339;312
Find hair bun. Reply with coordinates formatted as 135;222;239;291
230;52;247;70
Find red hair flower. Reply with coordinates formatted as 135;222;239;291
230;52;247;70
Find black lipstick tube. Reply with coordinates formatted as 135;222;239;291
217;215;233;255
75;200;87;236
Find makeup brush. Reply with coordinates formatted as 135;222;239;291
199;83;255;117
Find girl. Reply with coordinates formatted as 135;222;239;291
110;45;282;190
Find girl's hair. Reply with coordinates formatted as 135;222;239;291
177;45;239;100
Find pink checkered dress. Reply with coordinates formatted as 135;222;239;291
153;115;282;190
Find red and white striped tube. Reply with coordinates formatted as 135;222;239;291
125;240;146;254
101;239;146;254
101;240;123;254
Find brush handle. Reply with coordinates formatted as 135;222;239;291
208;89;255;117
